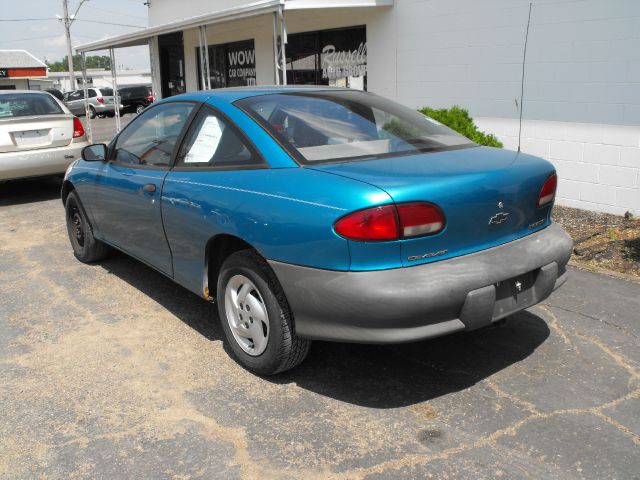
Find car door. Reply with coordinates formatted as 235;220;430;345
71;90;85;115
94;101;197;275
162;105;269;294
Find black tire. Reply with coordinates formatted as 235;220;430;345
89;106;97;119
135;104;145;115
217;250;311;375
65;191;110;263
98;113;106;119
106;111;115;118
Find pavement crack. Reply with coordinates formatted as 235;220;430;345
338;388;640;479
536;305;576;351
544;303;639;340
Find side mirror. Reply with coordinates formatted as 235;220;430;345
82;143;107;162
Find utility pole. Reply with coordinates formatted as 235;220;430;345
59;0;88;91
61;0;75;89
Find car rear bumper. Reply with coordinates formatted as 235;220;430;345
93;103;120;113
0;141;88;181
269;223;573;343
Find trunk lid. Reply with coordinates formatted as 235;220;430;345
0;114;74;153
310;146;556;267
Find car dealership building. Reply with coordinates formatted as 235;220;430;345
77;0;640;216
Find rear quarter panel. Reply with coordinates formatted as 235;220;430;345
161;167;393;296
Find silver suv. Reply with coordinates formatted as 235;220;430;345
63;87;121;119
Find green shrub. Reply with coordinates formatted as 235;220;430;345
418;105;503;148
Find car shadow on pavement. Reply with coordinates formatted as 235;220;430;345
99;251;222;342
273;312;549;408
0;177;63;207
99;250;550;409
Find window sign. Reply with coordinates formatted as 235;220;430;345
321;42;367;81
286;26;367;90
197;39;256;89
184;115;223;163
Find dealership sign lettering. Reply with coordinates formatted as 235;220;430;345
228;48;256;84
321;42;367;80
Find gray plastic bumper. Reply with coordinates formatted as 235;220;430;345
269;223;573;343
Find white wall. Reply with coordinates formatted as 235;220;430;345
380;0;640;215
476;117;640;215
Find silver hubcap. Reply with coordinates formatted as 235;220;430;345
224;275;269;356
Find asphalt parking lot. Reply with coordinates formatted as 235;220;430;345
80;114;132;144
1;178;639;479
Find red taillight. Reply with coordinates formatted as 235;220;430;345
397;202;445;237
334;205;399;241
96;97;105;104
334;202;445;242
537;173;557;207
72;116;85;138
146;95;154;102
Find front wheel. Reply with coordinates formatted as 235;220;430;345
65;191;110;263
217;250;311;375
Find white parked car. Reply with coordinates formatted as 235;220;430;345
0;90;89;181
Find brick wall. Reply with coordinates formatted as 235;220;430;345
475;117;640;215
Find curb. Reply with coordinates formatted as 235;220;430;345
568;260;640;285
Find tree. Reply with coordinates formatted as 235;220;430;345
46;55;111;72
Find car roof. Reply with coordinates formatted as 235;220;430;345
163;85;356;104
0;90;54;95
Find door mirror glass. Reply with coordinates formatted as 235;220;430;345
82;144;107;162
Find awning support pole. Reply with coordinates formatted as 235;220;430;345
109;48;121;132
203;25;211;89
198;26;206;90
272;11;279;85
80;52;92;143
148;37;158;100
279;5;287;85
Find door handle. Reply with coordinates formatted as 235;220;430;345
143;183;157;193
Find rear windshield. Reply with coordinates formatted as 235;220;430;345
0;93;64;118
100;88;114;96
235;91;474;164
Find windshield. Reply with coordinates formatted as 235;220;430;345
0;93;64;118
235;90;475;164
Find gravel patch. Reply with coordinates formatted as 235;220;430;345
553;205;640;278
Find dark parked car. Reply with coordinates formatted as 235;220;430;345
62;87;573;375
118;85;154;115
45;89;64;101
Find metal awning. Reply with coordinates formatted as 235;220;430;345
75;0;284;53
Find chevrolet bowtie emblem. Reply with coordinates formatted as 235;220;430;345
488;212;510;225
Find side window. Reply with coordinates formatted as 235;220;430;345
176;109;262;168
113;102;194;167
88;89;97;98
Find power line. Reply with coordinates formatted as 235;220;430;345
81;4;147;20
0;18;145;28
0;18;56;22
76;19;145;28
1;34;63;43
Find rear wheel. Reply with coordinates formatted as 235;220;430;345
135;104;145;115
65;191;110;263
89;106;97;119
217;250;311;375
106;111;115;118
